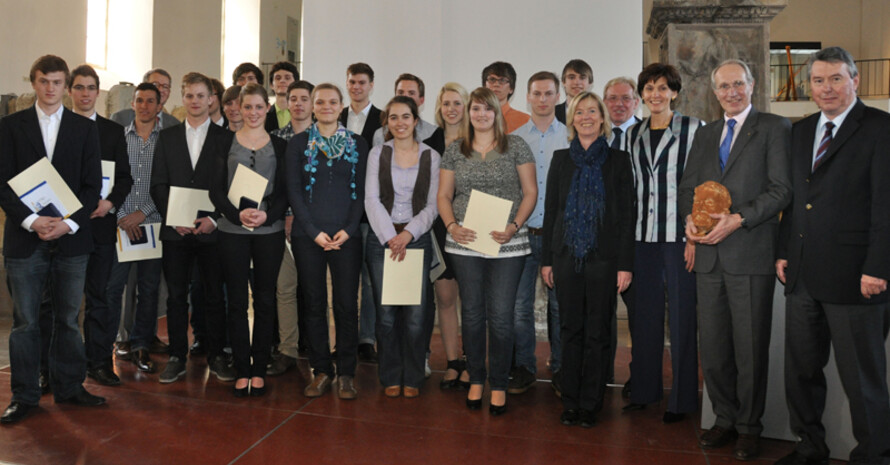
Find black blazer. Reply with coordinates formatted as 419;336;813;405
541;145;636;271
209;135;289;228
778;99;890;304
555;101;567;125
0;106;102;257
150;121;234;242
339;105;382;147
92;115;133;245
265;105;284;132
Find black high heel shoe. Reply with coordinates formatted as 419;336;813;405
489;390;507;416
233;379;249;398
466;384;483;410
440;359;464;390
250;378;266;397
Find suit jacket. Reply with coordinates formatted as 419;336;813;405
339;104;382;147
265;104;284;132
111;108;181;130
678;108;792;275
0;106;102;257
555;101;567;125
150;121;234;242
92;115;133;245
541;146;636;272
778;99;890;304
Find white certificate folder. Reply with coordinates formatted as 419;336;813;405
166;187;214;228
8;157;82;218
116;223;162;262
461;189;513;257
381;249;425;306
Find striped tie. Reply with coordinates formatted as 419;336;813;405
813;122;835;172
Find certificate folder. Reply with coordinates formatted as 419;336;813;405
117;222;162;262
461;189;513;257
8;157;82;218
100;161;115;199
166;187;214;228
228;164;268;231
381;249;424;306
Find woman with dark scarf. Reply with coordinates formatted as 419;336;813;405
540;91;635;427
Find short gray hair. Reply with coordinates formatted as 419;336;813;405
807;46;859;78
710;59;754;89
142;68;172;84
603;77;639;99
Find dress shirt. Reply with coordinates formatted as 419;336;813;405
365;141;441;244
811;100;855;169
275;103;290;129
213;116;225;127
87;112;97;121
514;117;568;228
502;103;531;134
347;102;372;135
22;104;78;234
720;103;752;151
185;117;211;169
608;115;641;151
120;121;162;223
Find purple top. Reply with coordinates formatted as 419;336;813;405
365;140;440;245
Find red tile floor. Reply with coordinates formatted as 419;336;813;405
0;318;813;465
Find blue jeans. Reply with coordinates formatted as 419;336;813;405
107;255;162;352
359;223;377;345
450;253;525;390
365;233;432;388
514;234;560;373
6;242;89;404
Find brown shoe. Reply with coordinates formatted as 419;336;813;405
338;376;357;400
403;387;419;398
733;434;760;461
384;386;401;397
303;373;332;398
699;425;738;449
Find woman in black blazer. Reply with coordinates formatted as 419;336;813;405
541;91;635;427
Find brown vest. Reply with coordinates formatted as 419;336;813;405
378;145;431;216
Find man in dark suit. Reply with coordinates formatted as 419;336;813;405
679;59;792;460
0;55;106;425
110;68;180;130
339;62;381;147
775;47;890;465
555;59;593;124
150;72;235;384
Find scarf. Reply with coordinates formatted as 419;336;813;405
303;123;360;202
564;136;608;270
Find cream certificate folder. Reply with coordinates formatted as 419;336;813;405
381;249;424;306
116;223;162;262
166;187;214;228
8;157;82;218
100;161;115;199
227;164;269;231
461;189;513;257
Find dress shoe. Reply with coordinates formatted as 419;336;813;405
357;343;378;364
114;341;132;361
403;387;419;398
773;451;829;465
87;365;121;386
1;402;35;424
622;402;646;412
699;425;738;449
734;434;760;461
249;381;266;397
189;339;207;357
132;348;156;373
507;367;536;395
579;409;596;428
149;336;169;355
338;376;357;399
266;354;297;376
489;402;507;416
39;371;50;395
663;411;686;424
621;378;632;398
303;373;332;398
208;356;236;382
384;386;401;397
233;379;249;398
560;409;580;426
158;356;187;384
56;389;106;406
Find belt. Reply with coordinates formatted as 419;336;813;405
393;223;408;234
527;227;543;236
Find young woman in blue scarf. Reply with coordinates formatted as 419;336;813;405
540;92;635;428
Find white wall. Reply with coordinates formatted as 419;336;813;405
301;0;643;122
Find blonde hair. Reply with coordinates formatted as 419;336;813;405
460;87;507;157
434;82;469;129
566;91;612;141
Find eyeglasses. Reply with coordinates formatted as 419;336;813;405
605;95;635;104
715;81;747;93
71;85;98;92
150;81;171;91
486;76;510;86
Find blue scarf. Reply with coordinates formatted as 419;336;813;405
564;136;608;269
303;123;360;202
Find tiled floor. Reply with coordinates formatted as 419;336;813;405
0;317;810;465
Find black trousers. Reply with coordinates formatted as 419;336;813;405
219;231;284;379
554;254;616;413
292;234;361;377
162;238;226;360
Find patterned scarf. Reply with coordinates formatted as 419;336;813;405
564;136;608;270
303;123;360;202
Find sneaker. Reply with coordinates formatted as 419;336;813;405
208;356;236;382
424;353;432;379
507;367;536;394
357;343;378;364
159;356;187;384
338;375;357;399
304;373;333;398
266;353;298;376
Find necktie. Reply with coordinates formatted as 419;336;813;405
611;127;623;150
719;119;736;171
812;122;835;172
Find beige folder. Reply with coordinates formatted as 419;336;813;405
8;157;82;218
100;161;115;199
227;164;269;231
461;189;513;257
166;187;214;228
116;222;163;262
381;249;424;306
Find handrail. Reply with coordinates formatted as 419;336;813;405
770;58;890;101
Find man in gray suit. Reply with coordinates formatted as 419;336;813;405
678;59;792;461
111;68;180;129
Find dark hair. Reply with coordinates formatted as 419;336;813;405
240;82;270;103
181;72;213;95
382;96;419;142
287;80;314;97
69;64;100;89
134;82;162;102
527;71;560;93
221;85;242;105
395;73;425;98
142;68;172;84
270;61;299;85
637;63;682;95
346;62;375;82
30;55;69;83
232;62;264;85
808;46;859;78
460;87;507;157
210;78;225;100
560;59;594;84
481;61;518;99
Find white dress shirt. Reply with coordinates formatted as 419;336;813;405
812;100;855;169
347;102;371;135
185;117;211;169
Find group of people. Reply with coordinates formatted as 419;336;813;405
1;46;888;465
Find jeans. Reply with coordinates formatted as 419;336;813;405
359;223;377;345
449;253;525;390
513;234;560;374
106;254;162;352
366;232;432;388
6;242;89;405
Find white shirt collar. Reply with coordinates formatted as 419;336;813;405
349;102;372;117
186;116;211;132
35;103;64;121
817;99;856;135
724;103;753;127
